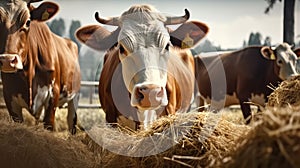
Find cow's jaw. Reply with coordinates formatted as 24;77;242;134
137;109;159;129
278;60;298;80
0;54;23;73
275;44;299;80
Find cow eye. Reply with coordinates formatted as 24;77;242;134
165;43;170;51
119;45;125;53
277;59;283;65
119;44;128;56
25;20;31;27
20;19;31;32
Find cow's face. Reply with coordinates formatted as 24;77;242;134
76;5;209;111
0;0;58;73
261;43;299;80
116;7;172;110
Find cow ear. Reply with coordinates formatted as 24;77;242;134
75;25;120;51
30;2;59;22
170;21;209;49
294;48;300;57
261;46;276;60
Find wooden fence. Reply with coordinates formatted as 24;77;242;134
79;81;101;108
0;80;101;109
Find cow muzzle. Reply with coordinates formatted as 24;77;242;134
131;83;168;110
0;54;23;73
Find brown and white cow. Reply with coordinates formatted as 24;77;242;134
76;5;208;129
0;0;81;134
194;43;300;123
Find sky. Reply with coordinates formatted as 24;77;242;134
46;0;300;49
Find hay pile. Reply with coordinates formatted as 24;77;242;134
268;75;300;107
223;76;300;167
0;118;96;168
83;111;250;168
222;106;300;168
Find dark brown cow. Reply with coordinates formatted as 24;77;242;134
194;43;300;122
76;5;208;129
0;0;81;134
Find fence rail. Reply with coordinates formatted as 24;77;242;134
0;80;101;109
79;81;101;108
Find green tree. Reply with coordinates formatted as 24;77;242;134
243;40;247;47
248;32;255;46
194;39;222;53
265;0;296;45
264;36;272;46
47;18;66;36
248;32;262;46
69;20;82;50
79;48;103;81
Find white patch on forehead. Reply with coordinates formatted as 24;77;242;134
121;48;169;92
118;12;169;51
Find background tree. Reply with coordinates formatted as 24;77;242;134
243;40;247;47
47;18;66;36
248;32;262;46
194;39;222;53
265;0;296;46
69;20;82;50
263;36;272;46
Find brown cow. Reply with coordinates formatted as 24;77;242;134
194;43;300;123
0;0;81;134
76;5;208;129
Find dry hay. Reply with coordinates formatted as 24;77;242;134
82;111;250;168
222;106;300;168
268;75;300;107
0;117;96;168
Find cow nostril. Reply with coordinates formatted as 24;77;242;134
11;56;18;64
157;87;164;97
135;87;145;100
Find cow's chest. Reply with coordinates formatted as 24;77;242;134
9;84;52;118
1;73;54;117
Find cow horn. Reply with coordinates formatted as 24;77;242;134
164;9;190;25
95;12;120;26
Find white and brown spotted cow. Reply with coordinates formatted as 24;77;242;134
0;0;81;134
76;5;209;129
